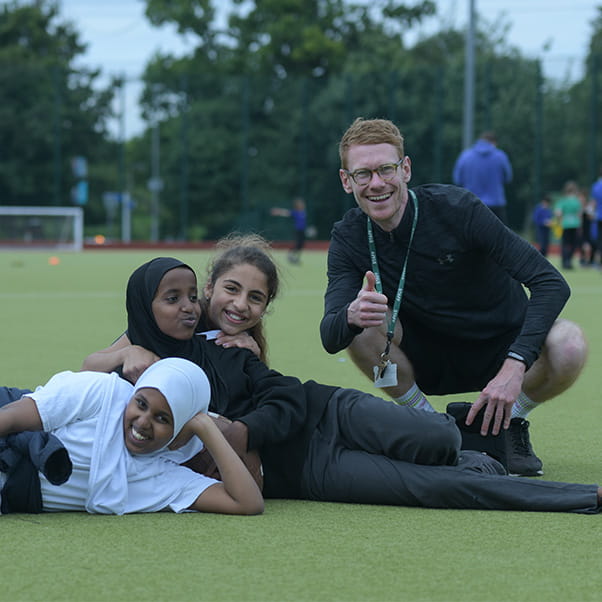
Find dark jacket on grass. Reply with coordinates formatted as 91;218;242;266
0;387;72;514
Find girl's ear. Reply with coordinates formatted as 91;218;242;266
203;282;213;300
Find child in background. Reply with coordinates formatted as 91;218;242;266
270;197;307;264
578;188;596;266
555;181;582;269
532;195;553;257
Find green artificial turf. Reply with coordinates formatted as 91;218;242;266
1;248;601;602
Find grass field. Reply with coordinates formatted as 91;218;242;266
1;248;602;602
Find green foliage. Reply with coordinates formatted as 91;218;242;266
131;0;569;239
3;1;602;239
0;0;116;222
145;0;215;38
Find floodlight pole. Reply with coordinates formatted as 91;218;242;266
118;75;131;244
462;0;476;149
150;119;160;242
149;84;162;243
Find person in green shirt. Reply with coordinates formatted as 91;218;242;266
555;181;582;269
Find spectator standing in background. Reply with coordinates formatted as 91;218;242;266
453;131;513;225
271;197;307;265
590;167;602;268
555;181;582;270
578;188;596;267
532;195;554;257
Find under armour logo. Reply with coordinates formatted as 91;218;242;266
437;253;455;265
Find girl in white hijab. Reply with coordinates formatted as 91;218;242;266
0;358;263;516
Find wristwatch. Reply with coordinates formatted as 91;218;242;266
507;351;527;365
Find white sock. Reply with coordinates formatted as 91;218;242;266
393;383;435;412
511;391;540;419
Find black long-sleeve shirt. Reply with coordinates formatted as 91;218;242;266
320;184;570;369
196;340;336;499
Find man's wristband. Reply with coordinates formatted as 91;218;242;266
507;351;527;366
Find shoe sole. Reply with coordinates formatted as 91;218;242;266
508;470;544;477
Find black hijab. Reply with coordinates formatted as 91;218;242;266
125;257;236;408
126;257;203;365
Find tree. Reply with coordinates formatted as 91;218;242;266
129;0;438;239
0;0;115;227
124;0;586;239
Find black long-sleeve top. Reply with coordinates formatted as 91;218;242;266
195;340;336;499
320;184;570;370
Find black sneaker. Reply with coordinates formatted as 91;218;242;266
446;402;508;471
506;418;544;477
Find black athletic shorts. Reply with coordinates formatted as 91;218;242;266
399;319;520;396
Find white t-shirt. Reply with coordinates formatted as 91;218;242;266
30;370;217;514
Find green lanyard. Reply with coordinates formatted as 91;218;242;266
367;189;419;366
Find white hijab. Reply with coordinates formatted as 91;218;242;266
86;358;211;514
134;357;211;450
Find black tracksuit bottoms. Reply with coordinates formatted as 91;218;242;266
300;388;599;514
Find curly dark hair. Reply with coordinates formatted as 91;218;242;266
201;233;280;363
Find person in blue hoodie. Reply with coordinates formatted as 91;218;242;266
589;166;602;266
453;131;513;224
532;195;554;257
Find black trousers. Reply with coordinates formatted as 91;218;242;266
300;389;600;514
561;227;579;267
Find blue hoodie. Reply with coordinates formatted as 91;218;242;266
453;139;513;207
590;177;602;220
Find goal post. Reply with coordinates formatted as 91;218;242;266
0;206;84;251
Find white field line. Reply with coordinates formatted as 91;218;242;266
0;291;122;299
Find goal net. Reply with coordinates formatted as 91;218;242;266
0;206;84;251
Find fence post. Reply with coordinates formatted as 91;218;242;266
589;54;599;185
179;73;189;241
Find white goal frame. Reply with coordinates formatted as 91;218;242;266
0;206;84;251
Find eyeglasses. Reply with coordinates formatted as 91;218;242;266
344;158;404;185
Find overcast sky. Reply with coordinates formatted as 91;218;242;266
51;0;602;135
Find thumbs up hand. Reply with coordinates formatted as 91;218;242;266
362;270;378;293
347;271;389;329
